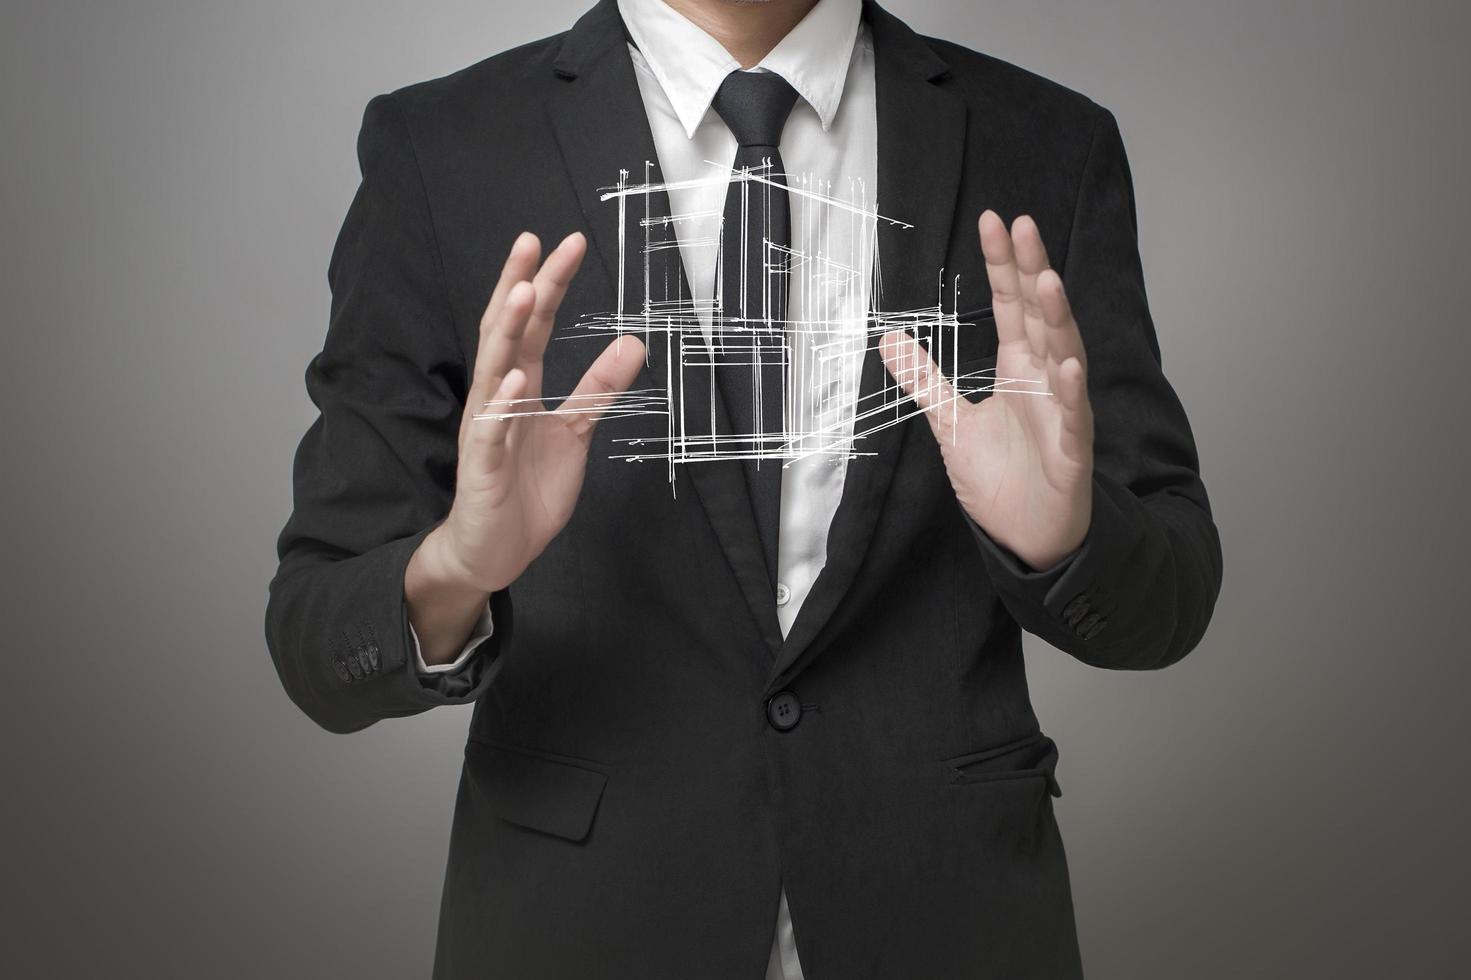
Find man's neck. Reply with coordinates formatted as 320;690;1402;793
661;0;821;68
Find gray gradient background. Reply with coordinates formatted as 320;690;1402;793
3;1;1467;976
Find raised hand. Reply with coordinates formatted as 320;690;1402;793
406;231;646;662
879;210;1094;572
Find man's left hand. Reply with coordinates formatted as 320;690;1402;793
879;210;1094;572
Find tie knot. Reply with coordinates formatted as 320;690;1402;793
711;71;800;148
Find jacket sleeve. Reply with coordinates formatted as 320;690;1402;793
969;105;1224;670
264;92;509;733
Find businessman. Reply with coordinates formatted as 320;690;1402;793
265;0;1223;977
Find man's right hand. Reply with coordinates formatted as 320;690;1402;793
405;230;646;665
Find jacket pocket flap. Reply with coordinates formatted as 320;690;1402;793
941;731;1062;797
930;307;998;369
465;740;608;842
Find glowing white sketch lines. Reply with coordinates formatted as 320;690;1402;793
473;161;1052;483
473;319;1048;450
599;161;914;230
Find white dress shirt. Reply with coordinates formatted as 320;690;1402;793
416;1;873;975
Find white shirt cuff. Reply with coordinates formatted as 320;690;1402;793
410;600;494;674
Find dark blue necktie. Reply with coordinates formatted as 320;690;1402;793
710;70;799;588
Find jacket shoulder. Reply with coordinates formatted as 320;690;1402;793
921;34;1108;130
346;29;576;180
373;30;569;124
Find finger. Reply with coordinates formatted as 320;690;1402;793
470;280;537;400
556;334;648;439
1011;215;1052;360
879;330;964;441
480;231;541;339
471;234;542;392
1037;268;1087;370
1054;356;1093;463
979;210;1027;354
465;367;529;474
521;232;588;368
462;280;537;439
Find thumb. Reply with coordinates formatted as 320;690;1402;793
879;330;962;410
555;335;649;439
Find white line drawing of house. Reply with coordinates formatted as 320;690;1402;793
476;161;1047;485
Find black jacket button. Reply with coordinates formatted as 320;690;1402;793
1077;611;1101;636
1082;618;1107;640
766;691;802;731
1062;593;1090;626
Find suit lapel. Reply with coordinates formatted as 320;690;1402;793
547;0;784;654
766;0;967;689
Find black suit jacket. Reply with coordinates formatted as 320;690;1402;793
265;2;1223;977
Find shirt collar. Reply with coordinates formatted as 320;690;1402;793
617;0;863;139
